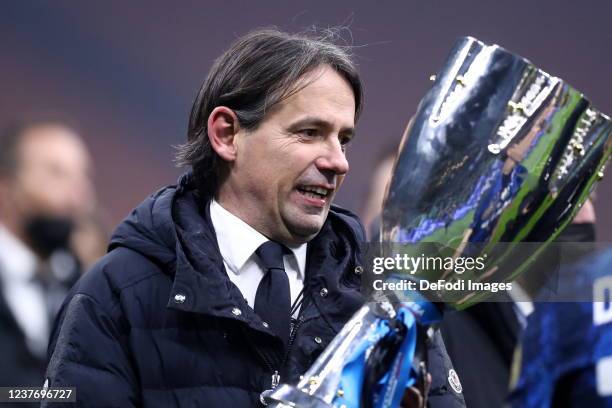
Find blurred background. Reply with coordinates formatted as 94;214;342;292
2;0;611;239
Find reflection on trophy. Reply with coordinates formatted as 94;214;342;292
263;37;612;407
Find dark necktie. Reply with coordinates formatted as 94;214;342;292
255;241;291;346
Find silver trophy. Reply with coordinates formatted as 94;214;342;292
263;37;612;407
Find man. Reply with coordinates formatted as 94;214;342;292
0;119;94;389
440;199;599;408
45;29;463;407
508;201;612;407
509;247;612;407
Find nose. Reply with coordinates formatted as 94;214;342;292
316;138;350;176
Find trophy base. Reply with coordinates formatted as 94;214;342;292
263;384;333;408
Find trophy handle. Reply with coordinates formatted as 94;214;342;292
264;299;442;408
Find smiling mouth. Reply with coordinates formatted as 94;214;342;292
296;185;333;200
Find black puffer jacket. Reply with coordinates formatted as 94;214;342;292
44;174;465;407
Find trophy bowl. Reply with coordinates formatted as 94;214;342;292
382;36;612;309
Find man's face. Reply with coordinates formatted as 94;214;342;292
1;125;95;236
223;66;356;245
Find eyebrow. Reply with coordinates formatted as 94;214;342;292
288;116;355;137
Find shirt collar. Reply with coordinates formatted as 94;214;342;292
0;224;38;282
209;199;306;279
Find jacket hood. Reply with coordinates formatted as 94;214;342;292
109;183;180;274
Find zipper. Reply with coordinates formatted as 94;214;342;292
282;314;305;368
255;289;311;405
271;371;280;388
255;311;307;395
257;315;305;406
249;340;277;377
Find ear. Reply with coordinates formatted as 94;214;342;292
207;106;240;162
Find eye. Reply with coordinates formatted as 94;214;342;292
298;128;319;138
339;134;353;147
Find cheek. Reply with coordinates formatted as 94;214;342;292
269;148;309;177
8;184;39;216
18;172;68;213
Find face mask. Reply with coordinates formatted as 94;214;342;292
555;222;596;243
518;223;596;298
24;215;74;258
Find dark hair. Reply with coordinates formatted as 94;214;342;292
0;116;78;178
175;28;363;196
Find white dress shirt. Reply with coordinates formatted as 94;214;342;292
0;224;48;357
508;283;534;329
209;200;306;313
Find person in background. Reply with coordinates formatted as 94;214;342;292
441;197;599;408
360;145;397;239
70;211;110;271
0;118;95;388
509;199;612;407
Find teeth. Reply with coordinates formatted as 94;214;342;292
301;186;329;196
304;191;321;199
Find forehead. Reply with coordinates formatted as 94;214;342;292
18;125;90;170
267;66;356;127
